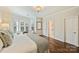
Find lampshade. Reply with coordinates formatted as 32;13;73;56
0;20;2;23
1;23;9;30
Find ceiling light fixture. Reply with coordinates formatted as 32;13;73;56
33;6;43;12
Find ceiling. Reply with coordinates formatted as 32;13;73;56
36;6;77;16
0;6;78;17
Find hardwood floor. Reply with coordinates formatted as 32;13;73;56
40;35;79;53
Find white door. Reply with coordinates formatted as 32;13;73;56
48;19;55;38
65;16;78;46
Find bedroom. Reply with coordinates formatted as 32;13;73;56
0;6;48;53
0;6;79;53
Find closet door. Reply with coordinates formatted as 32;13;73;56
65;16;78;46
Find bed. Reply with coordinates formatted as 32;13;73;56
0;33;37;53
0;30;48;53
27;32;48;53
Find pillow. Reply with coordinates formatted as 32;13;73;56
6;30;14;38
0;38;3;51
0;30;13;39
0;32;12;48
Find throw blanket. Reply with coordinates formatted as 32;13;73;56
27;33;48;53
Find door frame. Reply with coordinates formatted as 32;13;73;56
48;19;55;38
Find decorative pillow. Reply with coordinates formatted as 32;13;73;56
0;38;3;51
0;32;12;48
6;30;14;38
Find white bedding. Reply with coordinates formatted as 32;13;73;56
1;34;37;53
27;33;48;53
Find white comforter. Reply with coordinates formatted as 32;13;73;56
27;33;48;53
1;34;37;53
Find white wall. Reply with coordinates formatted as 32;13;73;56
30;16;37;33
43;7;79;46
54;15;64;42
43;16;48;36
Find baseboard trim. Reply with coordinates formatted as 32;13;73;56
40;35;77;48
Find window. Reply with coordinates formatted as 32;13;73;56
25;24;28;33
14;26;16;33
21;22;24;32
21;26;24;32
13;22;17;33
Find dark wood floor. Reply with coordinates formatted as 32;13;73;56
40;35;79;53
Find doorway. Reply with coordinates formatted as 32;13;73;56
48;19;55;38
